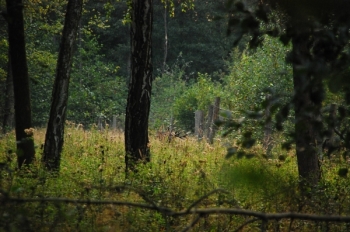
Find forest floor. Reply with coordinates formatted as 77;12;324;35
1;124;350;231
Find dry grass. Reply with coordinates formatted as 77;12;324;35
1;124;350;231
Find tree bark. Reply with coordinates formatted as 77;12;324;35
43;0;83;171
263;93;272;157
6;0;35;168
162;2;168;72
208;97;220;144
2;52;15;133
125;0;153;173
292;34;322;189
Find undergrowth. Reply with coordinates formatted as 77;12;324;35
1;124;350;231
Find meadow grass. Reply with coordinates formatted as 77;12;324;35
1;124;350;231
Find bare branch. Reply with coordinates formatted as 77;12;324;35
113;185;159;208
2;196;172;214
180;215;202;232
233;218;260;232
3;195;350;224
170;208;350;223
184;188;229;213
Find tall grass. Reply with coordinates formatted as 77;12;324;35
1;124;350;231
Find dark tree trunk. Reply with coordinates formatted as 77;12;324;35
43;0;83;171
125;0;153;173
162;2;168;72
6;0;35;168
292;34;322;189
2;52;15;133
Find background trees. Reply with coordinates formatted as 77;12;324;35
1;0;350;191
223;0;350;189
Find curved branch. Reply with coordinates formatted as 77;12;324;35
171;208;350;222
185;188;229;213
234;218;260;232
180;215;202;232
3;196;350;223
2;197;172;214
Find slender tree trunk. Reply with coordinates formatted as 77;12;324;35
6;0;35;168
263;93;272;156
162;2;168;72
2;52;15;133
292;34;322;189
43;0;83;171
208;97;220;144
125;0;153;173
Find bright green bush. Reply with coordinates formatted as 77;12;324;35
220;36;293;143
173;73;222;131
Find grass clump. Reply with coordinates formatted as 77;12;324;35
1;125;350;231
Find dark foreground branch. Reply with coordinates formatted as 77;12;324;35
3;196;350;223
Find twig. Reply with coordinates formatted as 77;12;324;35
113;185;159;208
233;218;260;232
2;197;172;214
171;208;350;223
184;189;229;213
180;215;202;232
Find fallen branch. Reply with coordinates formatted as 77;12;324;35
3;196;350;223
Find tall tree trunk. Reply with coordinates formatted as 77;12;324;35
43;0;83;171
125;0;153;173
6;0;35;168
292;34;322;189
2;52;15;133
162;2;168;72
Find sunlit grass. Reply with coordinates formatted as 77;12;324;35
1;124;350;231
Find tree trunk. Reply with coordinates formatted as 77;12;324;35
292;35;322;189
263;93;272;157
195;110;204;140
6;0;35;168
2;52;15;133
208;97;220;144
162;2;168;72
125;0;153;173
42;0;83;171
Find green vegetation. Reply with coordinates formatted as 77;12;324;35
2;0;350;230
1;127;350;231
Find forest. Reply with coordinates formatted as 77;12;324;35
1;0;350;231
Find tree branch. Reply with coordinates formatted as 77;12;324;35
184;188;229;213
3;195;350;223
233;218;260;232
180;215;202;232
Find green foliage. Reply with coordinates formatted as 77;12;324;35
222;36;293;116
2;128;350;231
153;0;230;79
150;58;189;129
173;73;222;131
28;49;57;125
68;35;127;125
219;36;293;145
